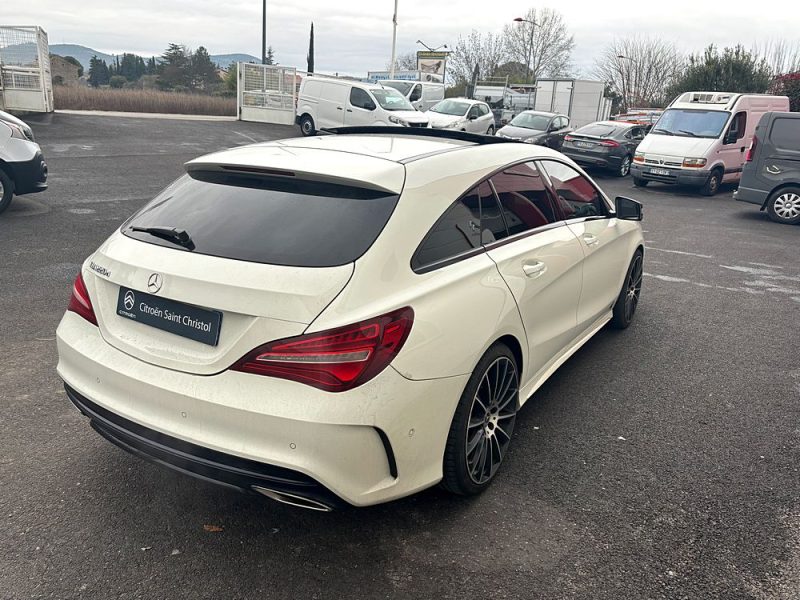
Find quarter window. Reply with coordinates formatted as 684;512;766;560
539;160;608;220
490;163;558;237
412;189;482;270
770;117;800;150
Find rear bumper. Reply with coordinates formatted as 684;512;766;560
9;151;48;195
733;185;768;207
631;164;708;186
56;312;466;507
66;384;345;510
562;150;619;170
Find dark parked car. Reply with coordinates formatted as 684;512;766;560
734;111;800;225
561;121;648;177
496;111;572;150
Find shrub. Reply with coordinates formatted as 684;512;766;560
109;76;127;89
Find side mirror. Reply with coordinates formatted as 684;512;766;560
615;196;643;221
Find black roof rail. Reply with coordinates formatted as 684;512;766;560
319;126;517;145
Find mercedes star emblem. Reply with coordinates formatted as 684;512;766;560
147;273;163;294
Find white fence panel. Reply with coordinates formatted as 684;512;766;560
238;63;297;125
0;25;53;113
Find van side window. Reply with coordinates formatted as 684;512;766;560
770;117;800;150
350;87;376;110
410;85;422;102
490;163;558;237
727;111;747;142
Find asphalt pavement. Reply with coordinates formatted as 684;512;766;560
2;113;799;600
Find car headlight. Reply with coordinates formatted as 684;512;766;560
442;119;462;129
523;136;543;144
1;121;34;142
634;152;645;163
682;157;707;168
388;115;409;127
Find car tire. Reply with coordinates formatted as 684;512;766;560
700;168;722;197
616;155;632;178
0;169;13;215
633;176;649;187
486;125;495;135
766;187;800;225
299;115;315;137
610;249;643;330
441;343;519;496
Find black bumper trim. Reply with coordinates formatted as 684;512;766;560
64;384;347;509
9;151;48;195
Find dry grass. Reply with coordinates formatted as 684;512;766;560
53;86;236;116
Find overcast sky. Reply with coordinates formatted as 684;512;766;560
11;0;800;76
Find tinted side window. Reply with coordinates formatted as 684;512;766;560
412;190;482;270
350;87;375;110
540;160;608;220
490;163;558;237
468;105;480;119
770;117;800;150
478;104;490;116
728;111;747;140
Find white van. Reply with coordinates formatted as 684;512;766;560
381;80;445;111
631;92;790;195
296;77;429;136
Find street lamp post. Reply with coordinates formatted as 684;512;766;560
389;0;398;78
616;54;638;112
514;17;538;109
261;0;267;64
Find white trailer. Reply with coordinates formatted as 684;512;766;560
0;26;53;113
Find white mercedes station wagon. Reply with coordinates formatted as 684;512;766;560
56;129;644;511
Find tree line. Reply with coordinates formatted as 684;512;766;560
445;7;800;111
85;43;276;96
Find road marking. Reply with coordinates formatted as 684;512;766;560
234;131;258;143
647;247;713;259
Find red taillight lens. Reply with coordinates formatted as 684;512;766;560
232;307;414;392
746;135;758;162
600;139;621;147
67;272;98;326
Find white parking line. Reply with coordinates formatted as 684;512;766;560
647;247;713;259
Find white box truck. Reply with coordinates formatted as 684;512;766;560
631;92;790;195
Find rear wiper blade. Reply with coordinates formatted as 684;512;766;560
129;226;196;250
651;128;674;136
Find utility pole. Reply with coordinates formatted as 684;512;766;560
514;17;538;109
261;0;267;64
389;0;398;78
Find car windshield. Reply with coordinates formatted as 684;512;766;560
430;100;470;116
651;109;730;138
382;81;413;95
371;88;415;111
576;123;619;137
509;113;551;131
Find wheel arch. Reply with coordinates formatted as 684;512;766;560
762;183;800;211
494;334;523;375
0;159;15;183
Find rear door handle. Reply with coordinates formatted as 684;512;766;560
522;261;547;278
346;108;353;112
583;233;599;246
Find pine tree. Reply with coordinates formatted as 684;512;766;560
146;57;157;76
191;46;220;92
266;46;275;66
88;55;102;87
307;23;314;73
157;43;191;90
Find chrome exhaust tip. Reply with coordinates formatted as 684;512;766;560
252;486;334;512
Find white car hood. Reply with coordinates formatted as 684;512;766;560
425;113;463;127
637;134;716;158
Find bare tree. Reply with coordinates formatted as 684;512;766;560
752;40;800;75
448;30;507;84
593;37;684;111
385;51;418;72
503;8;574;82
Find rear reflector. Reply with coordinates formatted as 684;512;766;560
232;307;414;392
67;272;98;326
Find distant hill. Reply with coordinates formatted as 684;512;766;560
49;44;260;71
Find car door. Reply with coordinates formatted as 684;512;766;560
719;111;748;182
346;86;377;126
539;159;630;330
484;162;584;384
465;104;483;133
409;84;423;111
624;126;644;156
478;104;494;133
318;82;347;128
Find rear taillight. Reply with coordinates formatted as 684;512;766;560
599;139;620;147
67;272;98;326
232;307;414;392
746;135;758;162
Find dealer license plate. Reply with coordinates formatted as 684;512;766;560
116;287;222;346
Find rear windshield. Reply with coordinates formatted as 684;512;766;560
576;123;620;137
122;173;399;267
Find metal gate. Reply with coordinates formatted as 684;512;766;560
237;63;297;125
0;25;53;113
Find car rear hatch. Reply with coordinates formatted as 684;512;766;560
85;146;405;375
